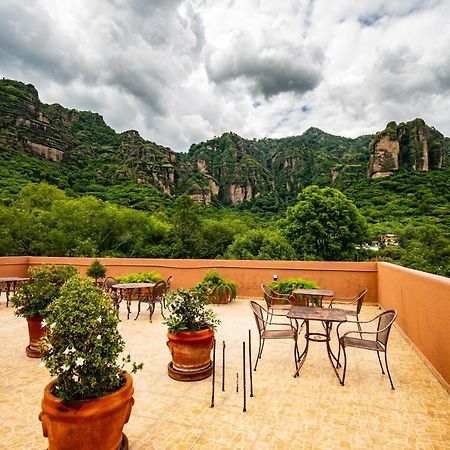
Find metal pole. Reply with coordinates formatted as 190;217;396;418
248;329;254;397
222;341;226;392
243;341;247;412
236;373;239;393
210;338;216;408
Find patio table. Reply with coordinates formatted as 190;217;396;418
0;277;29;306
287;306;347;382
291;288;334;307
111;283;155;320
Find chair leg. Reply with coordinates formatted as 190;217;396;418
337;339;342;368
340;346;347;386
134;300;141;320
160;301;165;318
293;339;299;373
148;303;155;323
254;338;265;371
356;314;363;338
384;351;395;390
376;351;385;374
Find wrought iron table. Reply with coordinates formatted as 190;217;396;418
111;283;155;320
0;277;29;306
287;306;347;382
291;288;334;307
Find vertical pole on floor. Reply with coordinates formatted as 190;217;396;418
248;329;253;397
236;372;239;393
222;341;226;392
243;341;247;412
210;338;216;408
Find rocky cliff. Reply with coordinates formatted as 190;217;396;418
1;79;448;206
368;119;446;178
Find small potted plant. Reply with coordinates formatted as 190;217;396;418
39;276;143;449
197;270;237;304
86;259;107;285
164;286;220;381
11;264;78;358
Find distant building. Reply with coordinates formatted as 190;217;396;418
380;234;399;246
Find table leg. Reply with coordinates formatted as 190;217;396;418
294;320;310;378
324;320;343;383
126;290;132;320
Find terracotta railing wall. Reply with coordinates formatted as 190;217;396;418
0;256;28;277
25;257;378;303
378;262;450;389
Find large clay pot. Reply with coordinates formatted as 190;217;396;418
39;372;134;450
26;315;47;358
208;288;231;304
167;328;214;381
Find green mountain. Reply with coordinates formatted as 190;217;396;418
0;78;448;218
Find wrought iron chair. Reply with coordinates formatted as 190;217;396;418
329;288;368;334
102;277;119;308
261;284;292;316
163;276;173;309
250;301;299;373
141;280;166;322
336;310;398;389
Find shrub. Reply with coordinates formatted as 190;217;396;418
86;259;107;281
269;277;319;295
164;286;221;334
40;276;143;401
11;264;78;318
196;270;237;303
116;271;163;283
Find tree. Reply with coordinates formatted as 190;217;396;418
225;229;295;260
281;186;368;261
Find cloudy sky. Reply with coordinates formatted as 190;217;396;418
1;0;450;151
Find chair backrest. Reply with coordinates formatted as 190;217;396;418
151;280;166;303
250;301;268;335
261;284;275;308
355;288;368;314
376;310;398;347
103;277;117;291
165;276;173;291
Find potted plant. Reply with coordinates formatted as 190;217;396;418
197;270;237;304
39;276;143;450
11;264;78;358
86;259;107;285
269;277;320;305
164;286;220;381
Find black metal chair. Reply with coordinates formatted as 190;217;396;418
102;277;119;308
329;288;368;335
336;310;398;389
250;301;299;373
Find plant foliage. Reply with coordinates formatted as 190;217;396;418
197;270;237;302
116;271;163;283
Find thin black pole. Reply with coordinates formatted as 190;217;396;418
248;329;254;397
222;341;226;392
210;338;216;408
236;372;239;393
243;341;247;412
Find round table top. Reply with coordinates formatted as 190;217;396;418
111;282;155;289
292;288;334;297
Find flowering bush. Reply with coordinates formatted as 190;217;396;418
41;276;142;401
11;264;78;318
164;286;221;334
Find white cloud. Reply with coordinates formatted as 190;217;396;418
0;0;450;151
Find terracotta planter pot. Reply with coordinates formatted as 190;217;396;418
167;328;214;381
39;372;134;450
208;289;231;304
26;315;47;358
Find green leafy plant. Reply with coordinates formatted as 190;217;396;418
196;270;237;303
269;277;319;295
40;276;143;401
116;271;163;283
86;259;107;282
11;265;78;318
164;286;221;334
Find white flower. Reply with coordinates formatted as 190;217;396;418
97;335;101;340
50;322;56;330
61;364;70;372
75;357;84;367
63;347;71;355
72;374;79;382
41;319;47;328
97;316;102;323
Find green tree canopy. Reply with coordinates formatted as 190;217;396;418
281;185;368;261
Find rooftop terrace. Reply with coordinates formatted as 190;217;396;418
2;294;449;449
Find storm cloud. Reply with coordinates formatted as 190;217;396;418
1;0;450;151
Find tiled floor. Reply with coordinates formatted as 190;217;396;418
1;295;449;449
